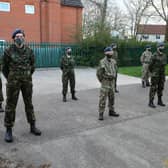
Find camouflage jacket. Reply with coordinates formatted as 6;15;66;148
148;51;167;77
2;44;35;79
97;57;116;89
60;55;75;71
140;50;152;64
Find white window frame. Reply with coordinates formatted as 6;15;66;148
0;2;10;12
25;5;35;14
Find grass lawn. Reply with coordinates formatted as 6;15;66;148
118;65;168;77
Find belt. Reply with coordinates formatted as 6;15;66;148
103;76;114;81
12;71;31;75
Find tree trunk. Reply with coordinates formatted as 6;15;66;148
99;0;108;32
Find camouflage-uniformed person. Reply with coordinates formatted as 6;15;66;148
0;57;4;112
111;43;119;93
60;47;78;102
140;45;152;88
2;29;41;143
148;42;167;108
97;47;119;120
0;77;4;112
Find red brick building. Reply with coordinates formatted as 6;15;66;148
0;0;83;43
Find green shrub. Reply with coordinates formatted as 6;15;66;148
76;38;165;67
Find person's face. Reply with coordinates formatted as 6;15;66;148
14;33;25;47
105;51;113;58
67;48;72;55
113;46;117;50
158;46;164;53
147;48;151;51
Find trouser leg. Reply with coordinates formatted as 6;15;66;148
149;77;157;108
21;80;35;124
157;77;165;106
62;73;69;96
0;78;4;102
98;88;107;120
4;81;20;128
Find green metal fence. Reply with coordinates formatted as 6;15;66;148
0;42;80;68
0;42;167;67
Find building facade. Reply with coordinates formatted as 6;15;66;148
0;0;83;43
136;24;165;42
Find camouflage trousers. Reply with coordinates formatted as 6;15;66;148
0;78;4;102
62;71;75;95
98;87;115;114
142;63;150;81
115;67;118;90
149;76;165;101
5;79;36;127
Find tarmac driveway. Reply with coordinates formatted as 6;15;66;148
0;68;168;168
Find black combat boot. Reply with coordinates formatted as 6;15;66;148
115;89;119;93
72;93;78;100
30;122;41;136
63;94;67;102
146;80;150;87
142;81;145;88
158;96;165;106
109;110;120;117
99;113;104;120
0;103;4;113
5;127;13;143
148;100;156;108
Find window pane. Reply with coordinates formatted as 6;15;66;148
25;5;35;14
0;2;10;12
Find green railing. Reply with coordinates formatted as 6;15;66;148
0;42;167;67
0;42;81;68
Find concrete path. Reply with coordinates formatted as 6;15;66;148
0;68;168;168
31;68;141;95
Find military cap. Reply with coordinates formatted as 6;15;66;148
12;29;25;39
104;46;112;53
111;43;117;49
157;42;164;48
146;45;151;49
65;47;71;51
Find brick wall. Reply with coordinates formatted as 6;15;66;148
0;0;41;42
0;0;83;43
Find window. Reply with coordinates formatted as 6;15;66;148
0;2;10;12
156;35;160;39
25;5;35;14
142;35;149;39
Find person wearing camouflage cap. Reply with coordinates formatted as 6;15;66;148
140;45;152;88
60;47;78;102
96;46;119;120
2;29;41;142
148;42;167;108
111;43;119;93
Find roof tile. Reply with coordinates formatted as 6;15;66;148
137;24;166;35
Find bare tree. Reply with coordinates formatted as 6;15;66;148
82;0;111;38
150;0;168;41
82;0;129;39
89;0;109;31
107;5;130;37
124;0;151;38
